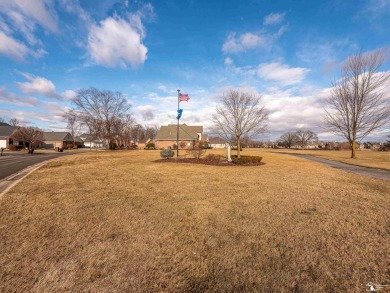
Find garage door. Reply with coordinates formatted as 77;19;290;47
0;139;7;149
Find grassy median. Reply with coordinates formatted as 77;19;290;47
0;149;389;292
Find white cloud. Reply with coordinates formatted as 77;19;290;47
222;32;268;54
0;0;58;33
297;37;356;66
88;15;148;68
224;57;233;66
0;87;41;107
263;12;286;26
62;89;77;100
16;73;62;100
257;62;310;86
0;0;57;60
0;30;28;60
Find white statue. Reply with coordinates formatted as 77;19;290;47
226;143;232;162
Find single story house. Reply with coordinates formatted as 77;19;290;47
0;125;19;149
42;132;74;149
155;124;204;149
208;137;226;149
80;134;105;148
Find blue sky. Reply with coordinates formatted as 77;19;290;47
0;0;389;141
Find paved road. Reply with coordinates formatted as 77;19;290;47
0;151;86;181
279;153;390;181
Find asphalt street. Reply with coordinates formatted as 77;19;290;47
0;151;85;181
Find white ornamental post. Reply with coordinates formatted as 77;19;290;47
226;143;232;162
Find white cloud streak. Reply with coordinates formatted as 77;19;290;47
257;62;310;86
0;87;41;107
17;73;62;100
263;12;286;25
0;30;28;61
0;0;57;60
222;32;268;54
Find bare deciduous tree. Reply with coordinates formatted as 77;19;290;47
66;111;81;147
324;50;390;158
212;90;268;158
12;127;44;150
130;124;144;146
144;125;158;140
295;130;318;149
69;88;132;149
278;132;298;148
8;118;21;126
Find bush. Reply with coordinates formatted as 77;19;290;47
8;144;17;151
145;143;155;150
109;141;117;150
204;154;225;161
231;155;262;165
160;149;174;159
186;142;207;159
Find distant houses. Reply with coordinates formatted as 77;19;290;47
79;134;105;148
208;137;227;149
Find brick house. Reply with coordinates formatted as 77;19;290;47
0;125;19;149
42;132;74;149
155;124;204;149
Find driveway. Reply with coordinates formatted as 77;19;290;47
280;153;390;181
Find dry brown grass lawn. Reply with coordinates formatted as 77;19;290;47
265;148;390;170
0;149;389;292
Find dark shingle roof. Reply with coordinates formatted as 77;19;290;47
155;124;203;141
209;137;226;144
74;136;84;143
0;122;10;126
43;132;73;141
0;126;18;136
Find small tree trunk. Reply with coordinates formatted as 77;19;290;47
350;140;357;159
237;137;241;158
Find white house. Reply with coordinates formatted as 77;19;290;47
209;137;227;149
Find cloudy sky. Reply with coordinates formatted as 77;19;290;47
0;0;389;141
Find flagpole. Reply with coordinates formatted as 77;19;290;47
177;89;180;158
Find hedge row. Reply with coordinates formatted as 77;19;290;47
231;155;262;165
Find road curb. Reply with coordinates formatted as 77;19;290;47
0;159;55;200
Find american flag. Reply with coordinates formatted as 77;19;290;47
179;93;190;102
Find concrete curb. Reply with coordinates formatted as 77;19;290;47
0;159;55;200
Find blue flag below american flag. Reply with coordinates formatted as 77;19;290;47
179;93;190;102
176;109;183;120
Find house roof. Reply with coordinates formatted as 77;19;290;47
201;134;209;142
74;136;84;143
209;137;225;144
43;132;73;141
0;122;10;126
0;126;18;137
155;124;203;141
138;138;152;144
